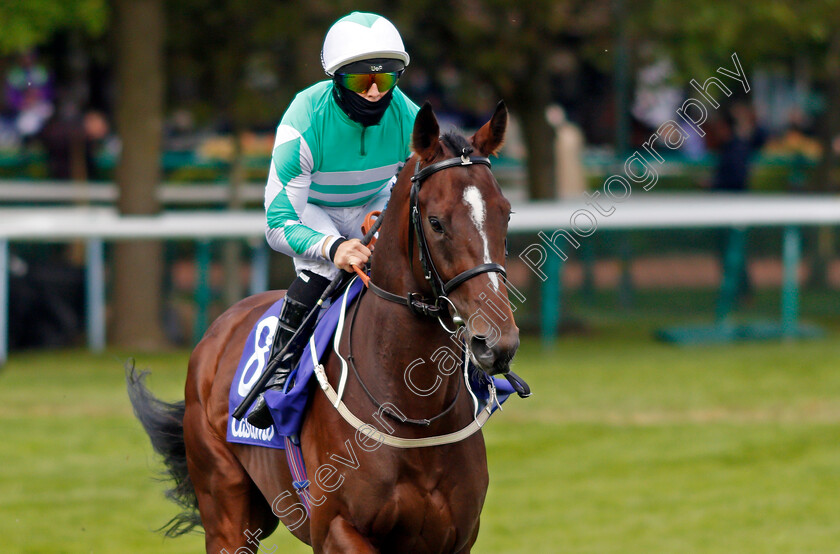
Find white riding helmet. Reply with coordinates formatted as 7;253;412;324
321;12;410;76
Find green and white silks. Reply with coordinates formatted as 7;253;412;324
264;80;419;262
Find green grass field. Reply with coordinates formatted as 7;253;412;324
2;317;839;553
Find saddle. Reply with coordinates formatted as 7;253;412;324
226;278;364;449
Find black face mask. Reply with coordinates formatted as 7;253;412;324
332;83;394;127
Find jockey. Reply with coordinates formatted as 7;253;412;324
248;12;420;428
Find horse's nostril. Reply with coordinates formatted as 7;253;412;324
470;335;519;375
491;338;519;374
470;336;493;362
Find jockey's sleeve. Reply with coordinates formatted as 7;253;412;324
264;125;333;261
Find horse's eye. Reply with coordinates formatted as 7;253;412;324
428;216;445;234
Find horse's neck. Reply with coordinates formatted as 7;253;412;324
369;174;418;296
352;175;466;419
365;172;451;375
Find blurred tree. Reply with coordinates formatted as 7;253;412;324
165;0;341;306
166;0;332;131
392;1;840;199
635;0;840;190
110;0;167;349
0;0;168;348
395;0;612;200
0;1;107;54
164;1;615;202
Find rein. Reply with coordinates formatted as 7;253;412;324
346;284;462;427
368;149;507;331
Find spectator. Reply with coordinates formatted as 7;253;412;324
38;100;110;181
83;109;109;180
38;99;85;180
709;103;767;306
710;103;766;192
4;50;54;142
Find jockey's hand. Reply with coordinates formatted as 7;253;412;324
333;239;372;273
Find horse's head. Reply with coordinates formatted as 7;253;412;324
406;101;519;375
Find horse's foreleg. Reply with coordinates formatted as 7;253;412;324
453;518;480;554
317;516;377;554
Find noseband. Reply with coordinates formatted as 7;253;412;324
369;148;507;331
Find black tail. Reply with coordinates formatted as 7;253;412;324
125;362;202;537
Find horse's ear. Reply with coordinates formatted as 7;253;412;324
471;100;507;156
412;102;441;162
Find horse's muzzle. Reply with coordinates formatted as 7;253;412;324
470;334;519;375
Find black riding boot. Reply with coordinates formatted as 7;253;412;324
246;270;330;429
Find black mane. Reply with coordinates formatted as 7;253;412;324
440;130;473;157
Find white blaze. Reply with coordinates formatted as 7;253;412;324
463;186;498;289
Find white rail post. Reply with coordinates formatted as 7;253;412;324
86;238;106;352
0;239;7;366
781;226;801;338
249;239;269;295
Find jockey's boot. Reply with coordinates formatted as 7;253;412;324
246;270;330;429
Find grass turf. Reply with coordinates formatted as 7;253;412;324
1;321;839;553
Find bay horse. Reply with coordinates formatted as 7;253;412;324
127;101;519;553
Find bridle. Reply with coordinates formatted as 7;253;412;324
368;147;507;332
317;147;524;440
